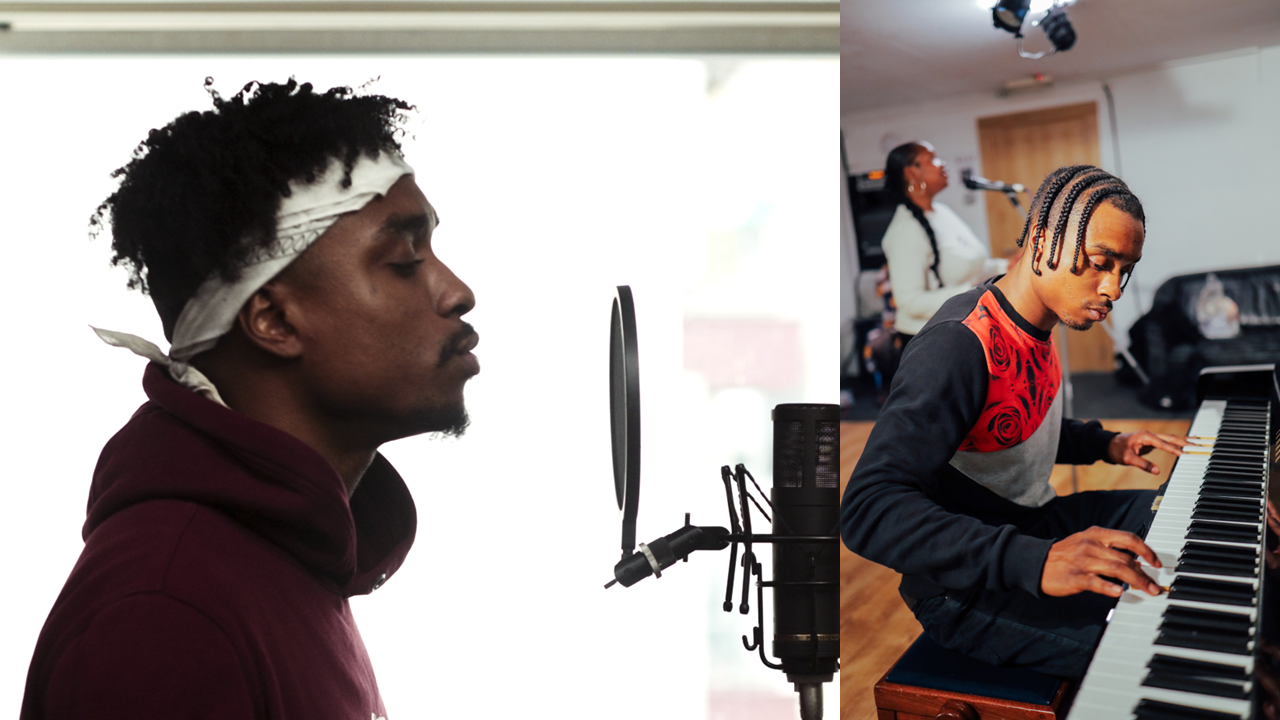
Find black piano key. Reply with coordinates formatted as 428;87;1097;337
1157;608;1253;655
1208;460;1264;468
1162;606;1253;634
1204;468;1265;480
1211;441;1265;453
1208;449;1264;458
1206;460;1265;472
1198;481;1259;491
1191;508;1263;523
1197;487;1263;498
1211;449;1265;459
1133;698;1244;720
1199;485;1264;498
1141;672;1249;700
1167;576;1256;606
1207;477;1266;488
1186;528;1261;544
1195;498;1262;511
1210;454;1264;465
1181;543;1258;563
1147;653;1249;681
1187;517;1259;540
1210;476;1264;484
1211;437;1264;445
1196;498;1262;509
1197;492;1262;505
1204;469;1265;480
1175;560;1254;577
1198;485;1263;498
1207;461;1264;472
1199;490;1264;502
1162;620;1249;648
1178;549;1256;563
1154;627;1251;655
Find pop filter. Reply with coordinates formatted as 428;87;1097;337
610;285;641;557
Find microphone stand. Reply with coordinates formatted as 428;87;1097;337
604;462;839;720
1000;187;1025;216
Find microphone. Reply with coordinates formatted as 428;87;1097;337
607;523;730;588
768;404;840;720
962;168;1025;194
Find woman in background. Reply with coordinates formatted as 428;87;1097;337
882;141;1009;339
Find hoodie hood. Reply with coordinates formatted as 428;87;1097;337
85;363;416;597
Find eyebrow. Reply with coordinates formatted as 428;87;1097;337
1086;243;1141;264
380;212;430;237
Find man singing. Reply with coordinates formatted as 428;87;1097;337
22;79;476;718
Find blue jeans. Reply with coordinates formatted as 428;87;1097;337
911;489;1158;678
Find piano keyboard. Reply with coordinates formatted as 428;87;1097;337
1067;397;1273;720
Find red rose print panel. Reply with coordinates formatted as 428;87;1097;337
956;292;1060;452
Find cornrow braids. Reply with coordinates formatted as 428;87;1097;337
91;78;415;340
884;142;943;286
1017;164;1145;278
1018;165;1090;277
1047;171;1110;270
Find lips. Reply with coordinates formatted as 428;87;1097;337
456;330;479;354
438;323;480;369
1086;307;1109;322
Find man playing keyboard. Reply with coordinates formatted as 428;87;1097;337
841;164;1189;678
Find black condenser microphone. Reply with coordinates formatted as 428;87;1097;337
769;404;840;720
962;168;1025;194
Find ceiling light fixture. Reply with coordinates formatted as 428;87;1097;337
990;0;1029;34
990;0;1077;59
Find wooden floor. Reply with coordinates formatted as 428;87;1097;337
839;418;1192;720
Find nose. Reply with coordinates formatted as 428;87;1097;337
432;259;475;318
1099;268;1123;302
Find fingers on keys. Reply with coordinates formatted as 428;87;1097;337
1045;527;1163;597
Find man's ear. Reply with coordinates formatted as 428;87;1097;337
236;283;304;359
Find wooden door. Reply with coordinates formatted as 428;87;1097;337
978;102;1114;373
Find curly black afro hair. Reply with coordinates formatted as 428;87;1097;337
91;77;414;340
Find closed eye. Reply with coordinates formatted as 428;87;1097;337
390;258;425;277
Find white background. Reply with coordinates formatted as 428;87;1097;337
0;56;837;718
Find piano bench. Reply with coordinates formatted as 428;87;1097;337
874;634;1072;720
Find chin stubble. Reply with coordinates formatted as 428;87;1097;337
436;407;470;439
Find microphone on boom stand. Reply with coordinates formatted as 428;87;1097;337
963;168;1027;215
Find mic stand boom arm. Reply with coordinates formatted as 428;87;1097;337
602;462;840;720
603;463;839;664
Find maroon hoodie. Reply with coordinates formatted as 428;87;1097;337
21;363;416;719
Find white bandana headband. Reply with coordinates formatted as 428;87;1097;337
96;151;414;403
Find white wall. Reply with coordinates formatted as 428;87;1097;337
841;45;1280;350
